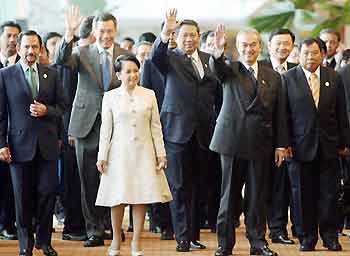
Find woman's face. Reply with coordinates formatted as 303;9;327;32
117;60;140;87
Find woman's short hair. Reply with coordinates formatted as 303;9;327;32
114;54;140;72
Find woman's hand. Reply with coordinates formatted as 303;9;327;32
96;160;108;173
156;156;168;172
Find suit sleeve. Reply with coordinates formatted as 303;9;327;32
0;71;8;148
335;74;350;148
97;94;113;161
210;54;232;84
274;74;290;148
339;66;350;123
140;59;152;89
46;70;66;118
150;91;166;157
54;38;79;71
150;36;170;75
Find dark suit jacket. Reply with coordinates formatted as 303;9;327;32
338;64;350;124
151;37;221;147
282;65;349;161
0;54;20;69
140;58;165;111
259;58;297;71
0;63;66;162
209;56;289;160
55;41;127;138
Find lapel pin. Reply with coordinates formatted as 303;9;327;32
205;63;208;68
43;74;47;79
325;81;329;87
262;80;265;84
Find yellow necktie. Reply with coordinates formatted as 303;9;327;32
308;73;319;108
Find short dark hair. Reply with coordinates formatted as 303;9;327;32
138;32;156;44
114;54;140;72
298;37;322;52
17;30;42;47
269;28;295;43
0;20;22;35
79;16;94;39
121;37;135;45
316;37;327;54
200;30;214;46
43;32;62;47
179;19;200;34
320;28;341;42
93;13;117;29
341;49;350;62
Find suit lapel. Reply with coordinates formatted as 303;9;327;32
89;45;103;89
37;64;49;101
174;48;199;82
296;65;317;111
15;62;33;99
318;66;328;111
198;51;210;77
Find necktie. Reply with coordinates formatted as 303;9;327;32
26;66;38;99
248;66;258;97
101;50;111;91
275;65;286;74
188;56;204;79
308;73;319;108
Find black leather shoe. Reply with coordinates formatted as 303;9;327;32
0;228;17;240
250;245;278;256
19;249;32;256
62;232;87;241
160;229;174;240
42;245;58;256
83;235;104;247
190;240;206;249
271;235;295;245
176;240;190;252
214;246;232;256
323;240;342;251
299;241;315;251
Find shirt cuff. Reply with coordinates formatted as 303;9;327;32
213;47;224;59
160;32;169;43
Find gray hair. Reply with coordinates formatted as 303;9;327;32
236;28;262;47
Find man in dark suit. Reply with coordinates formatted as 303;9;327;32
0;20;21;241
282;38;349;252
150;9;221;252
260;28;298;245
210;25;288;256
140;26;177;240
0;30;65;256
320;28;341;70
55;6;127;247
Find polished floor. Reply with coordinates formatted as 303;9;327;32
1;225;350;256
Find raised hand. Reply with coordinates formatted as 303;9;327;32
215;24;226;50
64;5;83;39
162;8;177;36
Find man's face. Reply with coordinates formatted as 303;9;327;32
236;32;262;65
136;44;152;66
46;36;61;62
299;42;323;73
120;40;133;51
320;32;339;59
17;35;41;66
268;34;294;63
168;31;177;49
177;25;199;55
93;20;117;49
205;34;215;53
0;26;20;57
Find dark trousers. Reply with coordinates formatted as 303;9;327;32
291;157;340;244
148;202;173;232
217;155;270;251
0;163;16;231
267;161;299;238
62;144;85;235
75;117;109;238
164;135;208;243
10;148;58;251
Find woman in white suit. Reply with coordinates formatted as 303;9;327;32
96;54;172;256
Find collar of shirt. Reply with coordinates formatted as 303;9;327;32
242;61;258;78
96;43;114;56
0;53;17;66
270;57;287;71
20;60;38;73
188;50;200;63
302;66;320;82
326;56;335;64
